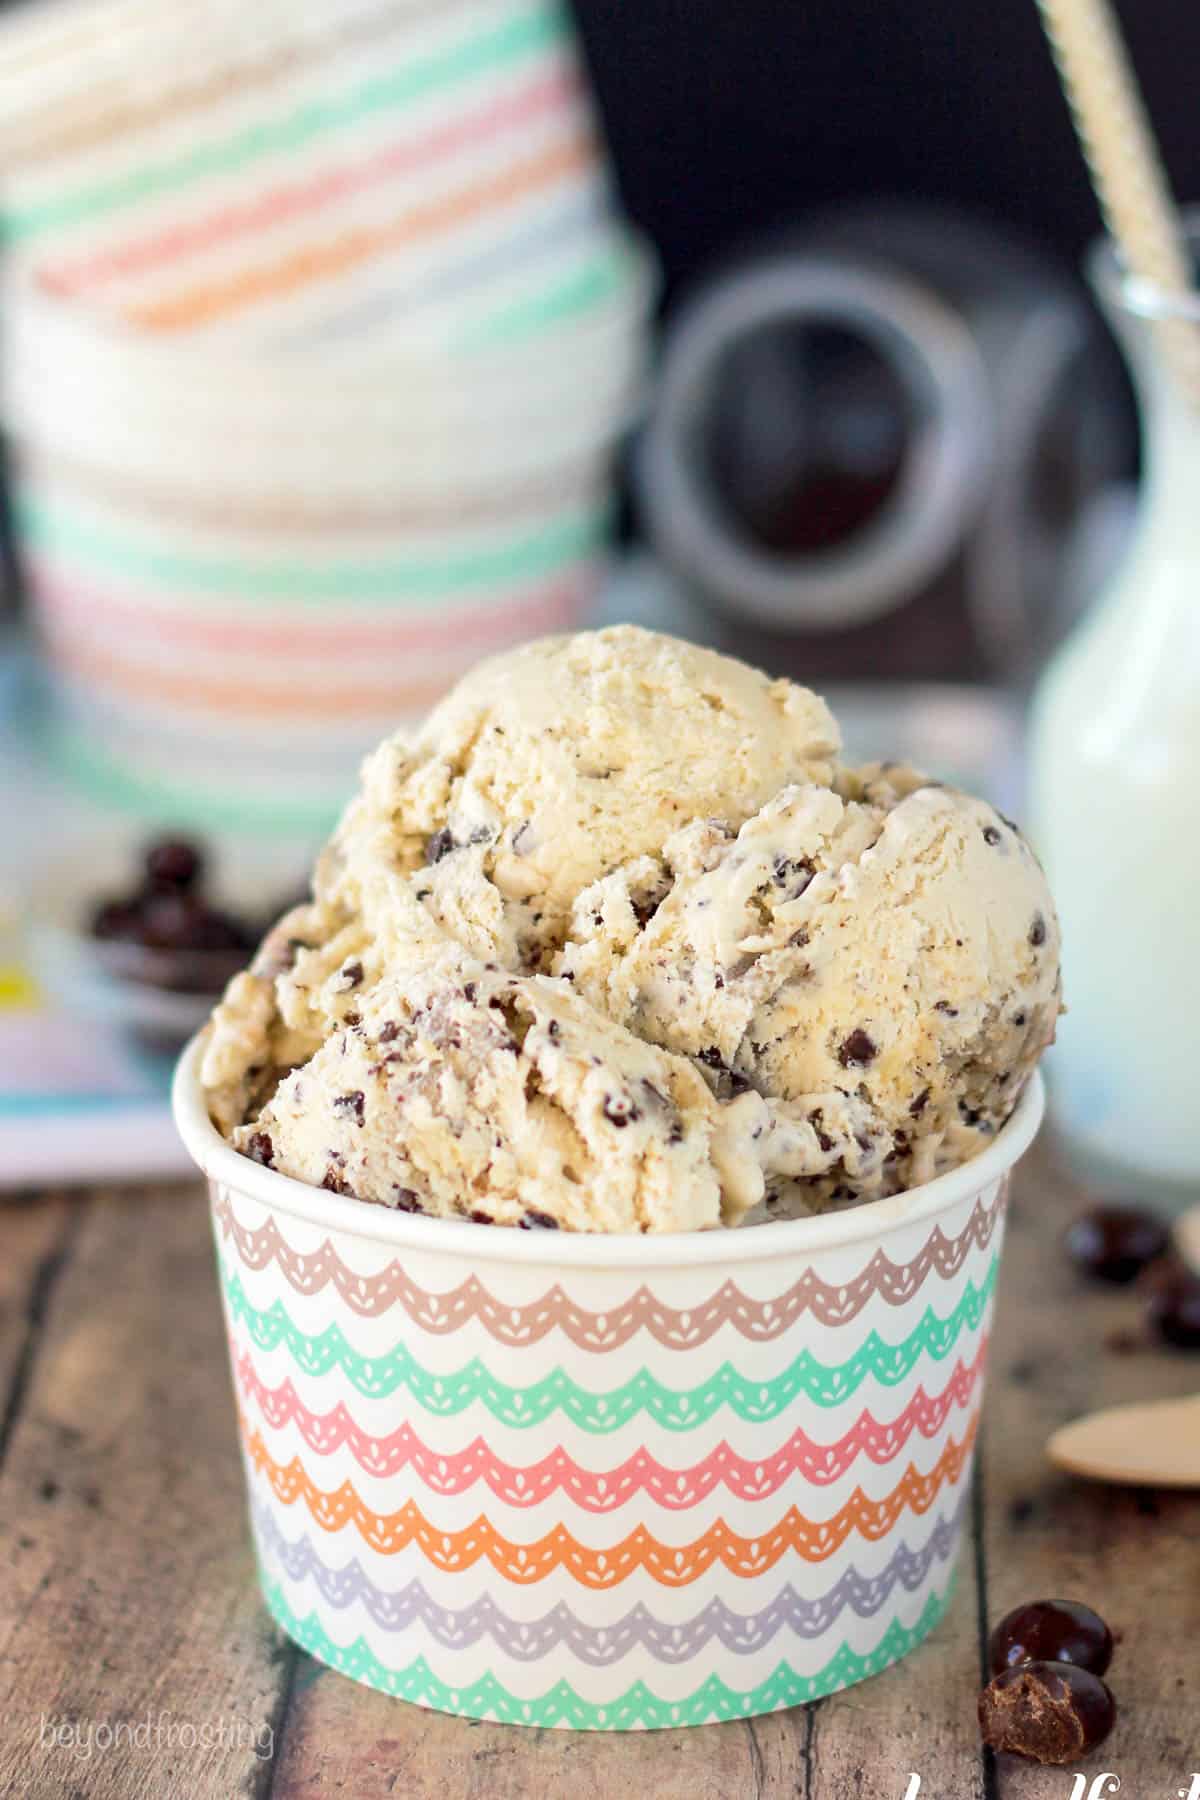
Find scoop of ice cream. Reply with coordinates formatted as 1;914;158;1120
232;965;766;1231
313;624;840;971
555;762;1060;1205
201;628;1062;1230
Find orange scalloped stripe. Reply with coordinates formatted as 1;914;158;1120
241;1412;978;1585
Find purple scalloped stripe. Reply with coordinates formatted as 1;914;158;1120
250;1487;968;1664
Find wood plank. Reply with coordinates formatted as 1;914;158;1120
0;1182;295;1800
271;1655;797;1798
0;1191;78;1457
804;1567;984;1799
981;1139;1200;1798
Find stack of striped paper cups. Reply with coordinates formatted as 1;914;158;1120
1;0;652;833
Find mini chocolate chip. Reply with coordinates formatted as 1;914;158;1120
960;1103;983;1127
244;1131;274;1168
982;825;1002;846
344;1012;361;1027
426;828;456;863
838;1029;877;1068
1064;1205;1170;1284
789;926;811;948
341;960;364;989
1029;913;1047;948
977;1663;1115;1765
934;1000;958;1015
773;855;815;896
1013;1010;1027;1027
463;981;478;1002
633;892;664;928
321;1167;353;1196
602;1095;641;1128
713;972;725;989
909;1086;931;1118
697;1047;724;1069
379;1021;401;1043
547;1019;561;1042
415;888;432;901
468;1209;494;1225
668;1121;685;1144
988;1600;1113;1678
333;1091;365;1126
520;1210;560;1230
809;1111;836;1154
393;1188;423;1214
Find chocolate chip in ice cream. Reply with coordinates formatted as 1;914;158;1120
244;1132;274;1168
332;1091;365;1126
1029;913;1048;947
838;1029;877;1068
982;825;1003;847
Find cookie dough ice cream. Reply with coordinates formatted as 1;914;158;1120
201;626;1060;1231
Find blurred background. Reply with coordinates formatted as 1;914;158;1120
0;0;1187;1181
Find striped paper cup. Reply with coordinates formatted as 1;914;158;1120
173;1039;1043;1729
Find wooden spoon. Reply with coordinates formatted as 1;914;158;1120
1175;1203;1200;1274
1047;1393;1200;1488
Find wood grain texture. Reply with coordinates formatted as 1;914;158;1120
1;1142;1197;1798
0;1185;291;1800
0;1192;79;1463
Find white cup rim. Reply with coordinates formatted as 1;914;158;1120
173;1031;1042;1269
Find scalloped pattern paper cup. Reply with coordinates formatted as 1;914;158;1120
1;0;652;831
174;1041;1043;1729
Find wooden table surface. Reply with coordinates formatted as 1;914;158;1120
2;1141;1198;1800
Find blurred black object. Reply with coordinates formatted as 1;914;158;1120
636;207;1136;683
570;0;1200;301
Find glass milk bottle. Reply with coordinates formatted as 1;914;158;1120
1029;231;1200;1200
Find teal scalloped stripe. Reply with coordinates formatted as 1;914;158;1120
260;1575;953;1725
221;1254;998;1428
7;5;564;240
14;494;609;603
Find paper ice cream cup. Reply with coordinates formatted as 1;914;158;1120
173;1041;1043;1729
